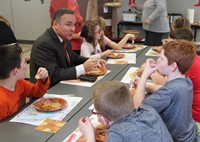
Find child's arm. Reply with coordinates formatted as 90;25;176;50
79;117;95;142
107;34;135;50
133;59;158;109
146;82;163;93
100;50;113;57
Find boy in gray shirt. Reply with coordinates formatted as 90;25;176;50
132;40;197;141
79;81;173;142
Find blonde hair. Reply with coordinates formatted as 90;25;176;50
0;15;10;26
93;81;134;121
93;16;106;30
171;17;191;30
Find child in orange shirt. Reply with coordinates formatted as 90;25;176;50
0;44;50;121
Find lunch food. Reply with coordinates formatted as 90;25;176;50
115;60;128;64
129;68;143;79
35;74;41;80
152;46;162;53
33;98;67;112
108;53;125;59
77;124;107;142
148;51;160;56
129;68;152;81
122;43;135;49
95;124;107;141
85;67;107;76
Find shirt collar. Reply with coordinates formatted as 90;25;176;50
57;35;63;43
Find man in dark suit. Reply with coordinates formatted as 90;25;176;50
30;8;105;88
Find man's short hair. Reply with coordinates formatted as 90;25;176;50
51;8;75;26
0;44;22;79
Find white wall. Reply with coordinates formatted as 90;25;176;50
1;0;200;41
0;0;50;41
117;0;200;41
0;0;13;28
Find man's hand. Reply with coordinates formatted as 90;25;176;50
83;58;106;72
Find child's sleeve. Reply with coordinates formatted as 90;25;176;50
23;78;50;98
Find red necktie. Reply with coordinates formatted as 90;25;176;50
129;0;135;4
62;41;71;66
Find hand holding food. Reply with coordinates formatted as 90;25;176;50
83;58;106;72
142;59;158;79
103;49;113;57
35;67;48;82
79;117;95;141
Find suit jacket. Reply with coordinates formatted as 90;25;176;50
30;27;88;88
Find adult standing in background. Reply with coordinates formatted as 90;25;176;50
129;0;170;46
30;8;105;88
85;0;98;21
0;15;17;45
49;0;83;55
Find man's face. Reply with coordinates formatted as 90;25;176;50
53;14;76;40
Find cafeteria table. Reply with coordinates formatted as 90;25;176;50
46;46;153;142
0;45;147;142
0;64;128;142
47;100;94;142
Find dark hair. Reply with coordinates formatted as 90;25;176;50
93;81;134;121
80;20;99;47
169;28;194;41
51;8;74;26
172;17;191;30
0;44;22;79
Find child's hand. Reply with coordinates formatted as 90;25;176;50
79;117;95;141
130;77;139;89
103;50;113;57
128;34;135;41
35;67;48;82
142;59;158;79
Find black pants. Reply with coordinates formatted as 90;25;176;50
144;30;167;46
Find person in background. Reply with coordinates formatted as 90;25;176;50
0;44;49;121
131;40;197;141
162;16;192;45
0;15;17;45
30;8;105;88
79;81;173;142
80;20;113;58
171;16;191;31
129;0;170;46
92;16;135;51
49;0;83;55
